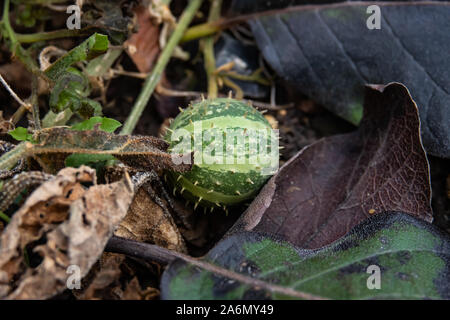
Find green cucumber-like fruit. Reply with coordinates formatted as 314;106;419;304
165;97;278;210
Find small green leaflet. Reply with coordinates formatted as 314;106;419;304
8;127;35;142
70;116;121;133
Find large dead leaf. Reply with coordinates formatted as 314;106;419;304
115;187;187;253
26;127;191;173
125;5;160;73
229;83;432;249
0;166;134;299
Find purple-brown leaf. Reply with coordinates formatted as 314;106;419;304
230;82;432;249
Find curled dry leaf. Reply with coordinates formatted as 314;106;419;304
115;187;187;253
73;252;125;300
0;166;135;299
29;127;192;174
230;83;432;249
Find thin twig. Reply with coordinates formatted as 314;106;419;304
105;236;327;300
155;84;294;110
0;74;31;109
2;0;48;78
31;74;41;130
120;0;204;135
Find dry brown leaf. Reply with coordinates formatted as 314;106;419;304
122;277;145;300
123;277;159;300
229;83;432;249
74;252;125;300
115;187;187;253
0;111;14;133
0;166;134;299
75;252;159;300
125;5;161;73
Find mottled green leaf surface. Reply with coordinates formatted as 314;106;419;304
161;213;450;299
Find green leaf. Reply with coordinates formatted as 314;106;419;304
43;33;109;119
71;116;121;133
8;127;34;142
161;213;450;299
66;117;121;168
44;33;109;81
65;153;116;168
48;67;102;118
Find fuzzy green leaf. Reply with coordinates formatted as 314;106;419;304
71;116;121;133
8;127;34;142
44;33;109;81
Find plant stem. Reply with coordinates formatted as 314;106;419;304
2;0;18;46
181;21;222;43
105;236;326;300
15;28;92;44
203;0;222;99
218;69;271;86
222;77;243;99
10;105;28;125
120;0;204;135
2;0;45;77
31;74;41;130
0;211;11;224
0;142;30;171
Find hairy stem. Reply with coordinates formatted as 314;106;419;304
15;28;93;44
2;0;18;46
120;0;204;135
0;142;29;171
2;0;45;77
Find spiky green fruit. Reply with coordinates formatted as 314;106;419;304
165;98;278;209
